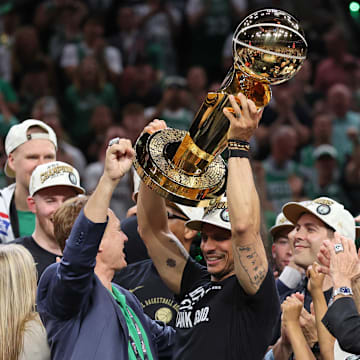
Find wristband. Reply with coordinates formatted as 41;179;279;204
228;149;249;158
227;139;250;151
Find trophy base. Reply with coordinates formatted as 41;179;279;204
134;128;227;207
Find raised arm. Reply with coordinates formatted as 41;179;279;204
307;263;335;360
224;93;268;295
137;120;189;295
41;138;134;318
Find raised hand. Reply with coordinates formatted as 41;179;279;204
307;262;325;295
223;93;263;141
143;119;167;134
105;138;135;183
282;295;303;323
323;232;360;288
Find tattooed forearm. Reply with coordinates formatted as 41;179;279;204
236;245;266;289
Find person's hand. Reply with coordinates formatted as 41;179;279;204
299;306;318;348
104;138;135;183
281;295;303;323
323;232;360;288
143;119;167;134
307;262;325;295
224;93;263;141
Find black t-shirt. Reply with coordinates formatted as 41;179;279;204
12;236;58;281
113;259;178;327
173;258;280;360
121;216;149;264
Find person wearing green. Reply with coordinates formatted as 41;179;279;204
37;137;175;360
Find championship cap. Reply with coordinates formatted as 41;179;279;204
173;203;203;221
29;161;85;196
186;196;231;232
282;197;355;241
5;119;58;177
270;212;294;237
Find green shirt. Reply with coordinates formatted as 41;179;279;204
17;210;35;237
111;285;153;360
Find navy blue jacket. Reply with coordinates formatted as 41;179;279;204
37;210;175;360
322;297;360;355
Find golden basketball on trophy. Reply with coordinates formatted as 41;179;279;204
134;8;307;207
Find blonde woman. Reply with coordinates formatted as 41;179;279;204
0;244;50;360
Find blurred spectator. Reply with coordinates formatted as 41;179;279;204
18;59;55;121
48;0;88;62
0;244;50;359
13;160;85;279
63;55;118;153
314;26;360;94
257;84;311;159
326;83;360;165
185;0;247;81
87;104;114;162
291;59;324;115
343;127;360;215
108;5;145;67
262;126;304;213
32;96;87;178
11;26;55;93
118;62;162;108
0;120;57;243
145;76;193;130
0;77;19;115
135;0;182;77
121;103;148;144
186;65;208;113
0;92;18;137
0;2;19;82
300;112;333;169
269;212;294;278
305;144;349;207
60;14;123;85
83;126;134;220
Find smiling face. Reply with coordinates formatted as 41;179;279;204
29;186;78;240
200;223;234;282
292;213;333;270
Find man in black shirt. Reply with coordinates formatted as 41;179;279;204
13;160;84;279
137;93;280;360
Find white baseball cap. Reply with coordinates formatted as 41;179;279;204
5;119;57;177
270;212;294;237
186;196;231;232
282;197;355;241
175;204;203;221
29;161;85;196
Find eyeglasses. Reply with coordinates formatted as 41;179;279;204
166;211;188;222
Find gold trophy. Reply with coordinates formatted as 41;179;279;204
134;8;307;207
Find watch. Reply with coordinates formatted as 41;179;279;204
332;286;353;298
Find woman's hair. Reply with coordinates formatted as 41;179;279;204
54;195;89;252
0;244;38;360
